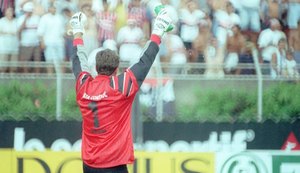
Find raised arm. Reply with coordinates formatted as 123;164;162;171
69;12;90;79
71;33;90;79
129;7;173;87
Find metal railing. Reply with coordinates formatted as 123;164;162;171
1;61;300;122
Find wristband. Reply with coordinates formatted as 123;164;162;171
150;34;161;45
73;38;84;46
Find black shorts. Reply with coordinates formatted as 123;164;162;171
83;163;128;173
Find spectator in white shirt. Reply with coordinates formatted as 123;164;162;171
17;1;41;73
235;0;261;43
61;7;74;62
0;7;19;73
288;17;300;64
257;18;286;74
15;0;26;17
286;0;300;30
239;0;261;32
270;38;288;79
91;0;117;13
117;18;144;65
37;4;65;74
162;29;187;74
227;2;240;29
55;0;78;14
285;49;299;78
179;0;205;62
214;2;240;48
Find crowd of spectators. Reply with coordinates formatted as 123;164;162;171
0;0;299;79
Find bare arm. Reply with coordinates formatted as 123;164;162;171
271;53;279;74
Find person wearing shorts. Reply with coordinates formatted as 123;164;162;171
0;7;19;73
17;2;41;73
37;5;65;74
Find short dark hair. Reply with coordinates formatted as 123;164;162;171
96;49;119;76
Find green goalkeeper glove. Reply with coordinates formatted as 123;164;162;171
151;5;174;37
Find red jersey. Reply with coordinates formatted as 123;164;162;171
72;39;160;168
76;70;138;168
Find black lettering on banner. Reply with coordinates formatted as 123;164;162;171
133;159;138;173
56;158;82;173
181;158;209;173
133;158;152;173
146;158;151;173
17;157;51;173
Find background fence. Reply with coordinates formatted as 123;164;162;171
1;60;299;121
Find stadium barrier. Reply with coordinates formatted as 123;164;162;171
1;120;299;151
1;119;300;172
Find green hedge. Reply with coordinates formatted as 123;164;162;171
176;82;300;122
0;80;299;122
0;80;81;121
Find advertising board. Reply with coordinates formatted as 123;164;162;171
1;150;300;173
0;150;215;173
1;121;300;151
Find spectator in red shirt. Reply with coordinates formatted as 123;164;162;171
69;7;173;173
128;0;150;36
96;0;117;46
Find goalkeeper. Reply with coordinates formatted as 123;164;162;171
69;7;173;173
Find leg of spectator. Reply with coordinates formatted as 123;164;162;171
64;36;74;73
294;51;300;69
183;42;193;62
44;46;53;74
47;65;54;74
33;46;42;73
224;52;239;74
216;46;225;78
249;8;261;44
19;46;32;73
216;26;228;48
287;3;299;30
0;54;9;73
9;54;18;73
238;7;249;31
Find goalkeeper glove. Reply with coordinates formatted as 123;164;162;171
151;6;173;38
68;12;87;35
